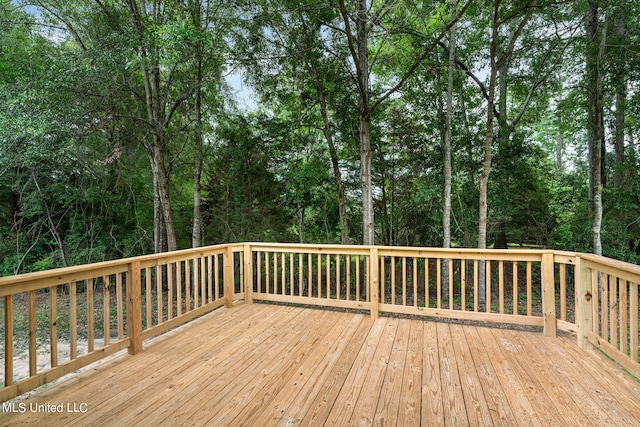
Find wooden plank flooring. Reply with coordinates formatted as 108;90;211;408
1;303;639;426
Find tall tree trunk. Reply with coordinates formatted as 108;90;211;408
192;1;204;248
151;142;178;252
339;0;373;245
443;25;455;252
586;2;604;256
192;86;203;247
442;25;455;299
478;0;536;303
338;0;473;245
478;1;500;305
613;8;626;189
130;0;179;253
355;0;374;246
493;57;510;249
151;161;164;253
307;65;350;244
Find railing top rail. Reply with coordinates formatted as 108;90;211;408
246;242;557;254
0;243;231;292
579;253;640;284
3;242;639;295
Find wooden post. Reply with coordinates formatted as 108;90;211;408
127;261;143;355
224;245;234;308
575;256;594;350
244;244;253;304
541;252;556;337
370;247;379;320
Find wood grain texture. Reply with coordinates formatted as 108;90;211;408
1;303;639;427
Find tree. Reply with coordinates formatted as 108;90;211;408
29;0;227;252
442;22;456;297
585;0;604;256
335;0;474;245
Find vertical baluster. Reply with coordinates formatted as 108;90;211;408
513;261;518;315
289;253;294;297
207;255;213;304
71;281;77;359
266;253;271;294
201;257;207;304
486;261;492;313
602;274;609;340
526;261;532;316
391;256;396;305
592;269;600;335
610;275;617;346
461;260;466;311
346;254;351;300
4;294;13;385
560;263;567;321
282;252;286;296
168;263;174;319
29;290;37;376
185;261;191;313
366;257;370;302
425;258;430;309
257;252;262;294
437;258;441;309
103;276;110;347
356;256;361;301
299;253;303;297
307;252;312;298
157;265;163;323
326;253;330;299
630;283;638;362
115;273;121;340
145;268;152;328
177;262;183;316
620;279;628;355
336;254;341;300
413;257;418;308
88;279;95;353
215;254;221;299
380;256;386;304
273;252;277;295
402;256;407;306
499;261;504;314
448;258;454;310
50;285;58;367
474;260;479;312
194;258;200;308
317;253;322;298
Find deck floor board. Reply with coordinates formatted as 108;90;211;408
1;303;639;426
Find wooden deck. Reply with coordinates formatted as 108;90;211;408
1;303;639;426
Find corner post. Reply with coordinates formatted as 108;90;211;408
541;252;556;337
224;245;234;308
575;256;594;350
127;261;142;355
244;244;253;304
370;247;379;320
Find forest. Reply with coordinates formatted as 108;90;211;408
1;0;639;276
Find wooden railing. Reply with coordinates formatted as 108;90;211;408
1;243;638;402
576;253;640;378
0;244;243;402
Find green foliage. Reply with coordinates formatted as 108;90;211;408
202;114;294;243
